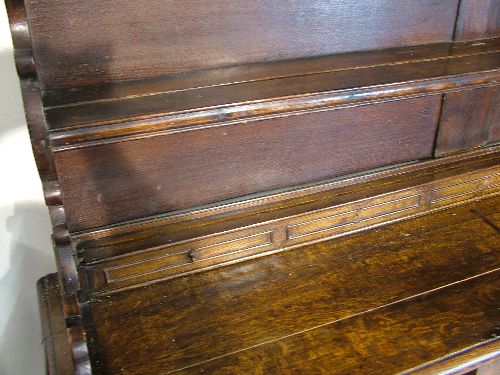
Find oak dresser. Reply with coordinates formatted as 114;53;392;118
5;0;500;374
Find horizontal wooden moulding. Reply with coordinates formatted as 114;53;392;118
404;339;500;375
76;148;500;258
44;38;500;108
47;38;500;147
85;154;500;294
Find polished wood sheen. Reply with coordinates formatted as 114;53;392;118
46;38;500;139
24;0;460;89
456;0;500;41
37;274;74;375
56;96;442;231
76;149;500;261
42;37;499;233
85;198;500;375
406;340;500;374
84;153;500;294
6;0;500;373
437;87;500;155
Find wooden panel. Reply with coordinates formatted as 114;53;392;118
103;231;274;285
75;149;500;256
54;96;441;231
429;173;500;204
455;0;500;41
86;198;500;374
37;274;75;374
24;0;459;89
285;191;423;242
86;163;500;294
436;87;500;155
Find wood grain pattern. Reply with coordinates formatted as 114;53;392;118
5;1;92;374
85;160;500;294
103;231;274;284
24;0;459;90
74;148;500;250
55;96;442;232
37;274;75;375
173;273;500;375
42;38;500;108
405;339;500;374
429;173;500;204
455;0;500;41
286;192;422;240
47;47;500;145
436;87;500;155
8;2;500;373
86;198;500;374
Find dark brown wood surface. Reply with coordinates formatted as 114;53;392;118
77;149;499;262
405;339;500;374
85;197;500;374
6;2;500;374
55;96;441;231
84;153;500;294
437;87;500;155
456;0;500;41
9;0;499;238
10;0;497;239
24;0;459;90
37;274;75;375
42;38;500;109
46;40;500;139
5;1;94;372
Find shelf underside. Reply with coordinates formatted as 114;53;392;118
81;196;500;374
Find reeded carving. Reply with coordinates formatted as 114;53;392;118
90;164;500;294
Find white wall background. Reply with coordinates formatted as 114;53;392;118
0;2;56;374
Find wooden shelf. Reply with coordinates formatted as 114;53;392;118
77;149;499;294
74;197;499;374
46;38;500;147
9;0;500;373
